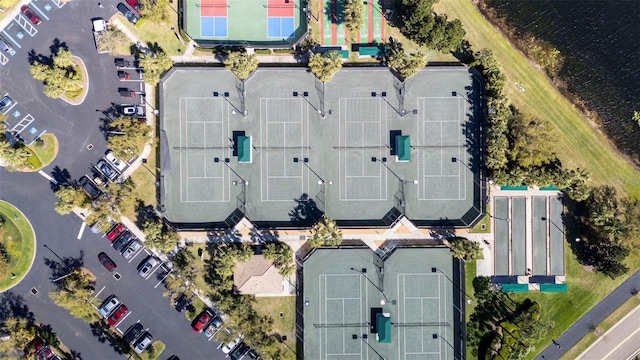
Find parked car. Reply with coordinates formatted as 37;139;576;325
96;160;118;181
105;150;127;173
112;231;134;251
133;332;153;354
174;293;192;312
106;223;125;242
0;36;13;52
191;309;213;333
138;256;160;277
119;88;135;97
203;316;222;338
115;58;131;68
126;0;140;11
98;295;121;318
0;95;12;113
107;304;128;326
117;3;140;24
123;323;144;345
79;176;101;200
121;239;143;259
229;343;250;360
244;348;260;359
20;5;42;25
36;347;54;360
98;252;117;272
118;71;131;80
23;337;45;357
221;337;242;354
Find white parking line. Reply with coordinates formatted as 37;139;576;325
77;222;86;240
1;31;21;48
30;3;50;21
127;248;145;263
92;285;106;302
154;268;172;288
145;263;162;280
2;101;17;114
38;170;58;184
116;310;132;327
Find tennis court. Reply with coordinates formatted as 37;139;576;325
178;97;231;203
417;97;467;201
303;247;456;360
184;0;307;45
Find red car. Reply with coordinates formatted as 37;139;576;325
24;337;45;357
21;5;42;25
98;252;117;272
108;304;128;326
192;310;212;333
126;0;140;11
106;224;125;242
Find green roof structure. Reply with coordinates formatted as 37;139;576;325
237;136;251;163
396;135;411;162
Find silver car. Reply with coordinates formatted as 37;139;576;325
138;256;160;278
122;239;143;259
133;332;153;354
98;295;121;318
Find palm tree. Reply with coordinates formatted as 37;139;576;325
308;216;342;248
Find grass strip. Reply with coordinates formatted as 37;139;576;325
253;296;296;360
29;133;59;169
434;0;640;199
0;201;35;291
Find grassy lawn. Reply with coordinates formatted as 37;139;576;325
29;133;59;170
434;0;640;199
0;0;20;21
561;295;640;359
116;8;186;55
0;201;36;291
469;203;490;233
126;142;158;221
253;296;297;360
464;261;477;360
185;295;207;322
140;341;165;360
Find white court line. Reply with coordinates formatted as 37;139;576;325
38;170;57;184
77;222;86;240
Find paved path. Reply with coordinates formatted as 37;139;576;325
536;270;640;359
577;304;640;360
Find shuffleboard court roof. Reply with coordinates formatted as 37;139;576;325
159;67;484;229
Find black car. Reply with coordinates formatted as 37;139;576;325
79;176;101;200
174;294;192;312
229;343;250;360
123;323;144;345
96;160;118;182
115;58;131;68
244;349;260;359
117;3;140;24
112;231;134;251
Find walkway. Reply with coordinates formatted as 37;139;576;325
577;304;640;360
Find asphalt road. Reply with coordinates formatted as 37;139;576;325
0;1;228;359
576;304;640;360
536;270;640;360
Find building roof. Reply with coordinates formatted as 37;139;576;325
302;246;463;360
233;255;283;295
159;67;484;229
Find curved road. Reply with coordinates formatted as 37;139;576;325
536;270;640;359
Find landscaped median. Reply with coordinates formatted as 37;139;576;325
0;201;36;291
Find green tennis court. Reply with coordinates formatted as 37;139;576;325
183;0;308;46
303;247;457;360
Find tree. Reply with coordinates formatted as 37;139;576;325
97;28;130;55
30;50;82;99
308;216;342;248
308;51;342;82
508;114;557;168
262;242;295;276
140;0;169;23
139;50;173;86
54;185;89;214
344;0;364;32
0;136;32;168
396;0;465;52
49;270;99;322
383;39;427;79
107;117;151;159
142;218;178;253
53;49;73;68
224;51;259;80
0;245;9;279
634;111;640;128
448;238;482;262
2;317;38;350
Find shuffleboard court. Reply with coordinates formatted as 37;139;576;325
338;98;387;201
417;97;465;201
260;98;307;201
532;196;547;276
179;98;230;203
494;196;509;275
511;197;526;275
550;196;564;275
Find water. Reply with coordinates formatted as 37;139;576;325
483;0;640;162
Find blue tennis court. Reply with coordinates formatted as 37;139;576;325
268;17;294;38
201;16;228;37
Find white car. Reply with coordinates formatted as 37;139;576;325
133;332;153;354
105;151;127;173
138;256;160;278
221;337;242;354
122;239;143;259
98;295;121;318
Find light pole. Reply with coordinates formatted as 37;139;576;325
372;91;410;117
349;267;394;305
213;91;247;118
214;157;249;213
541;217;564;234
371;157;418;215
431;267;473;305
351;334;384;360
294;157;332;212
293;91;327;118
489;213;510;222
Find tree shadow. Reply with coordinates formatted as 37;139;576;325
43;249;85;282
49;38;68;57
134;201;158;229
0;291;35;322
564;197;592;268
289;193;323;226
249;228;280;244
89;321;129;354
97;103;123;140
27;49;53;66
49;166;72;190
